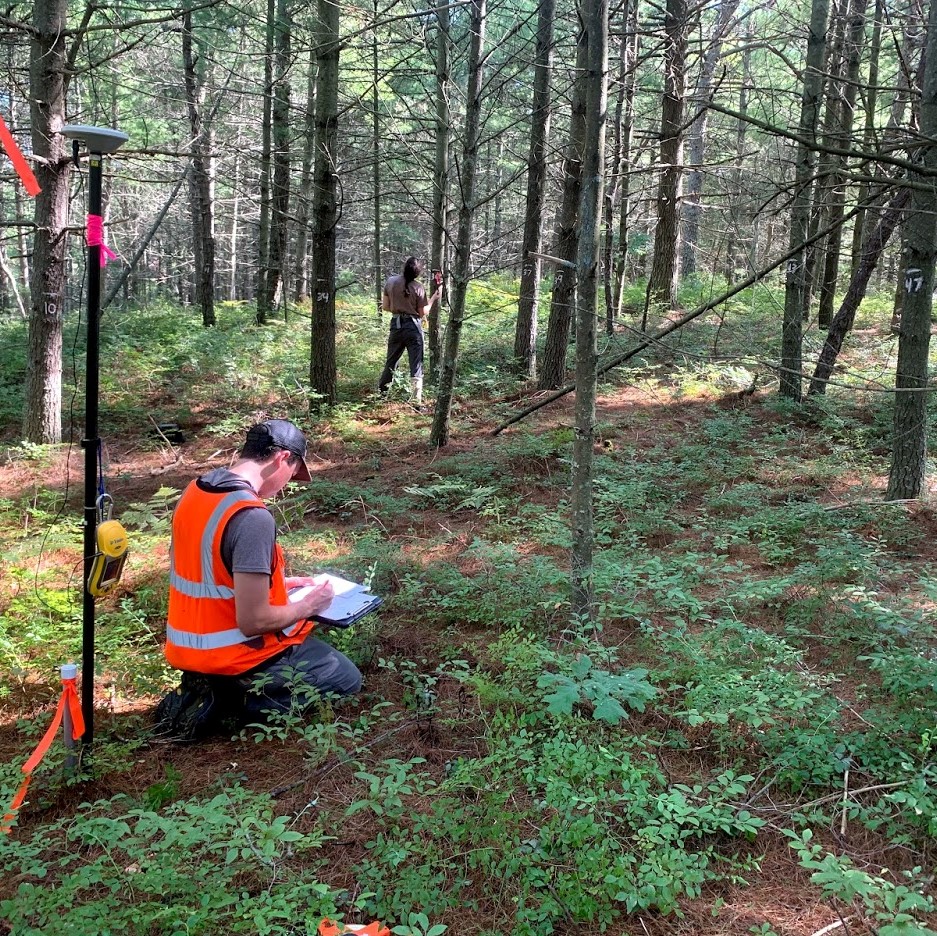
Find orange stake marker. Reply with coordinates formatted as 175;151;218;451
1;669;84;833
319;919;390;936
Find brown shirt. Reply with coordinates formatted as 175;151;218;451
383;274;426;318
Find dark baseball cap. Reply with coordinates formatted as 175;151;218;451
245;419;312;481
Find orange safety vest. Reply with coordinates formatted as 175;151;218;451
165;480;313;675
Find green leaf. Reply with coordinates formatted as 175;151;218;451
542;682;580;716
593;695;629;724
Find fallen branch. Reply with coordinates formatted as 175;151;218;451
491;197;872;436
822;498;920;511
811;919;849;936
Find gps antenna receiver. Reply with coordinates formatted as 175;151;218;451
60;124;129;154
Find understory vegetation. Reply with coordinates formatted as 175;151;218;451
0;281;935;936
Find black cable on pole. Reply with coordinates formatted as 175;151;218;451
60;125;129;748
81;149;103;746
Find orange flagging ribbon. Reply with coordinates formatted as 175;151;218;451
1;676;85;833
319;920;389;936
0;114;41;197
87;215;116;267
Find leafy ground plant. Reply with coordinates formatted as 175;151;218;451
2;287;937;935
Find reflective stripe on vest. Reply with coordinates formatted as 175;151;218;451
165;621;251;650
165;615;303;650
165;481;309;676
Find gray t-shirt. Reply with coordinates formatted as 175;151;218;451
383;273;426;318
198;468;276;576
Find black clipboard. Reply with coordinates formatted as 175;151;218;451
313;594;383;628
288;575;383;629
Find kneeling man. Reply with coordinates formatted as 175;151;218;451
163;419;361;730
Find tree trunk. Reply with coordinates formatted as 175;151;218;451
849;0;883;270
227;92;245;301
681;0;739;279
723;34;751;283
779;0;830;401
24;0;71;443
817;0;868;329
513;0;555;377
255;0;275;324
602;34;626;335
611;0;639;314
264;0;291;316
309;0;340;407
808;186;909;396
371;0;382;322
0;177;29;322
10;90;31;301
182;3;216;327
428;0;451;385
802;0;844;319
646;0;688;309
0;241;26;319
293;45;317;304
886;0;937;500
492;136;504;257
571;0;608;620
430;0;486;448
538;28;589;391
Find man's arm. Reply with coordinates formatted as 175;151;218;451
381;289;391;312
421;287;441;318
421;272;443;317
233;572;333;637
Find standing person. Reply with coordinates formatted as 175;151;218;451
158;419;362;738
378;257;442;408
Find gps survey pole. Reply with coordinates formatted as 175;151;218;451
60;125;129;745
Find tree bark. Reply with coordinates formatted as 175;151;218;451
886;0;937;500
571;0;608;619
779;0;830;400
255;0;275;324
538;27;589;391
646;0;688;309
293;45;317;304
264;0;291;316
430;0;486;448
602;35;627;336
0;241;26;319
10;89;31;302
182;3;216;327
849;0;883;270
24;0;72;443
817;0;868;329
681;0;739;280
723;33;752;284
428;0;451;384
808;185;909;396
371;0;382;323
611;0;639;316
513;0;555;377
309;0;340;407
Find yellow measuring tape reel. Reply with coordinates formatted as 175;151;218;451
87;494;129;597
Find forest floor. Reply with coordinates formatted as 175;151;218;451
1;300;936;936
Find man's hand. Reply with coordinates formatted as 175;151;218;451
234;572;333;637
290;577;334;619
